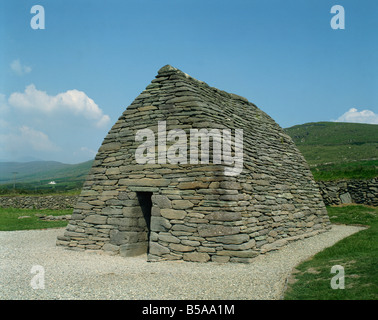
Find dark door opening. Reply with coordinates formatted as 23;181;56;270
136;192;152;251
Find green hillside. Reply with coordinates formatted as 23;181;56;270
286;122;377;147
0;160;93;194
285;122;378;180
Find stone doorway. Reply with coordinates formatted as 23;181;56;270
136;191;153;253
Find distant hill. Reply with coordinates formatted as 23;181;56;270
285;122;377;164
285;122;378;180
0;160;93;193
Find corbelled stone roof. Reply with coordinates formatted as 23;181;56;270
57;65;331;263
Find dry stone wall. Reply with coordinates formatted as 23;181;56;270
56;65;331;263
317;178;378;207
0;195;77;210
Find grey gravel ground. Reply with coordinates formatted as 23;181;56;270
0;225;364;300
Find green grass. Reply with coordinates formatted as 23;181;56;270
285;121;378;174
285;122;378;148
284;205;378;300
298;144;378;167
284;122;378;181
311;159;378;181
0;207;71;231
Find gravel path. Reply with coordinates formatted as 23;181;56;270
0;225;364;300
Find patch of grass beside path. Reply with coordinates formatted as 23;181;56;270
284;205;378;300
0;207;71;231
310;159;378;181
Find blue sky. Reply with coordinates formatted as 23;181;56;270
1;0;377;163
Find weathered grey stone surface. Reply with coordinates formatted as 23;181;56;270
317;178;377;207
120;243;147;257
56;65;332;262
0;195;77;210
340;192;352;204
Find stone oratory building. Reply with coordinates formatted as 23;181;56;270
57;65;330;263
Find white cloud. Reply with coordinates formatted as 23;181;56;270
10;59;32;76
8;84;110;128
334;108;378;125
19;126;59;151
0;126;59;153
0;93;9;114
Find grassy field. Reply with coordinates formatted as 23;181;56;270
0;207;71;231
311;159;378;181
285;122;377;151
285;121;378;180
284;205;378;300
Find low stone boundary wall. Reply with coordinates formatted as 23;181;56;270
0;178;376;210
316;178;377;206
0;195;78;210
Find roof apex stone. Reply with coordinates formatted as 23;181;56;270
157;64;178;74
156;64;249;103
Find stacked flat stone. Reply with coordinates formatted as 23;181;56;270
0;195;77;210
317;177;377;206
57;65;331;263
